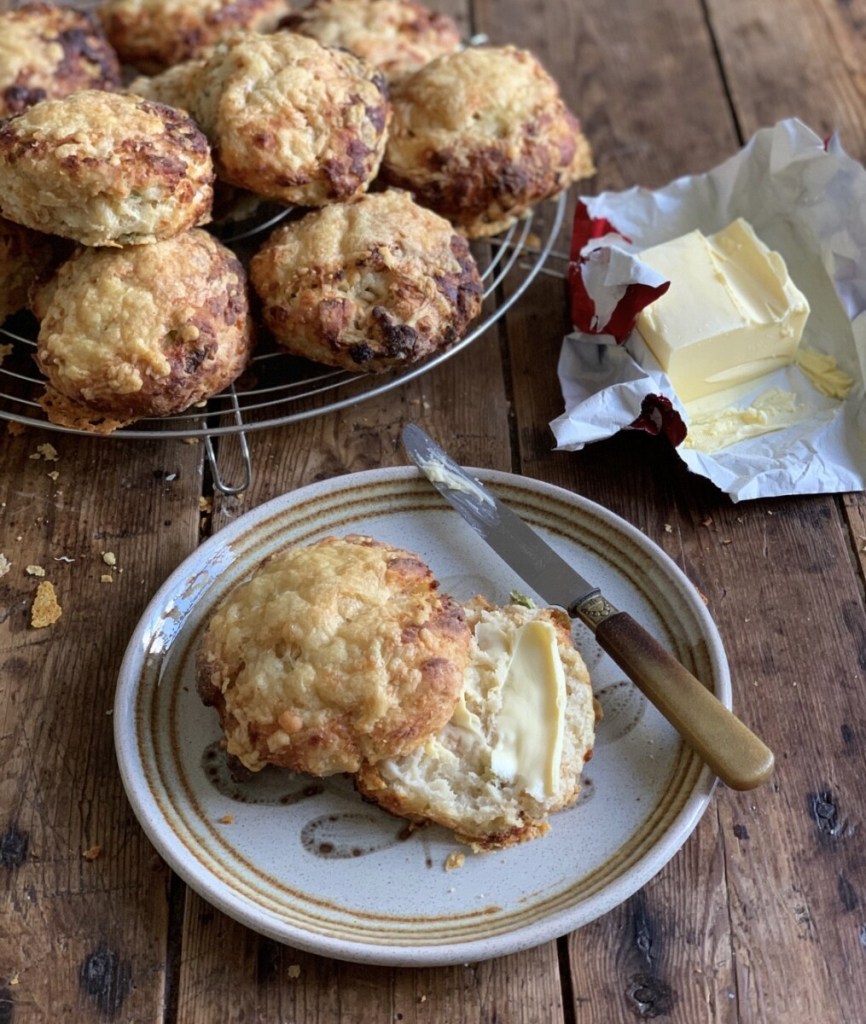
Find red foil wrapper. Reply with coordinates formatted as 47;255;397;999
629;394;687;447
568;201;670;342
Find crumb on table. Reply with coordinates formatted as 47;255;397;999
31;580;62;628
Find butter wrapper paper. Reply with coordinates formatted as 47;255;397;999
552;118;866;502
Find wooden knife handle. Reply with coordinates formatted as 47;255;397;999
593;611;774;791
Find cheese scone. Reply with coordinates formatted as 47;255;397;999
382;45;595;238
183;31;390;206
249;189;482;372
0;90;213;247
0;3;121;119
357;597;598;850
197;535;472;777
280;0;461;82
33;229;253;430
100;0;286;74
0;216;65;324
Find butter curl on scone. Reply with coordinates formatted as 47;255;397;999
0;90;213;247
249;189;483;372
0;3;122;119
184;30;390;206
196;534;472;777
280;0;461;82
99;0;287;74
356;597;598;850
32;229;253;431
381;45;595;238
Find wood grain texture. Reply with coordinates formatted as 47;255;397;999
490;0;866;1020
0;426;203;1022
705;0;866;151
1;0;865;1020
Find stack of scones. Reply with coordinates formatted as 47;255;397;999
0;0;594;429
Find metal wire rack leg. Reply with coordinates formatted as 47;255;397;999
202;386;252;495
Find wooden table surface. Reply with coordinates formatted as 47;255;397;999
2;0;866;1021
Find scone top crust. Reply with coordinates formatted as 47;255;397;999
34;228;253;428
196;534;472;777
357;597;597;850
126;52;213;114
0;3;122;119
0;90;214;246
281;0;461;82
249;189;482;372
382;45;595;237
190;31;391;206
98;0;288;73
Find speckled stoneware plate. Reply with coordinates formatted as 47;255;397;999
114;467;729;967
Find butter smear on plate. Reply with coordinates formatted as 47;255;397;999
634;218;810;402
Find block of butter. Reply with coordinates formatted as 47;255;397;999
634;218;810;402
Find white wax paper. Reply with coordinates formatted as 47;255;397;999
551;118;866;502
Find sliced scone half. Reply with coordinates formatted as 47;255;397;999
356;596;598;850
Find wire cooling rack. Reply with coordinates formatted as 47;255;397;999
0;192;567;493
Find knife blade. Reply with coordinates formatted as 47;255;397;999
402;422;774;791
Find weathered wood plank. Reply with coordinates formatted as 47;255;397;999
483;0;737;1018
705;0;866;639
492;0;866;1019
842;492;866;580
697;4;866;1016
706;0;866;154
0;426;203;1022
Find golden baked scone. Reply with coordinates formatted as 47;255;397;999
357;598;598;850
196;534;471;777
99;0;287;74
280;0;461;82
126;53;210;113
382;45;595;238
128;53;279;224
32;229;253;430
0;216;65;324
186;31;390;205
249;189;482;372
0;3;122;119
0;90;214;247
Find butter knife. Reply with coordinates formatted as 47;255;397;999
402;423;774;791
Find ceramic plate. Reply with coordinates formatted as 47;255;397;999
114;467;729;966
